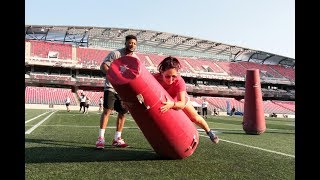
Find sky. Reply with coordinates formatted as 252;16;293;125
25;0;295;59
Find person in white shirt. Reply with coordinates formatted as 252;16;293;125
65;96;71;112
202;99;209;118
85;97;90;114
98;96;103;112
79;93;87;113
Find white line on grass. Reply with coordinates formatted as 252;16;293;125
25;125;139;129
199;134;294;158
213;121;294;127
107;116;293;158
25;111;57;134
25;111;51;124
37;113;293;157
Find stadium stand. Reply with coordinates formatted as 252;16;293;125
25;25;295;118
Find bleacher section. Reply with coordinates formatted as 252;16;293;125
77;47;110;67
26;40;295;81
262;101;294;114
29;40;72;60
269;64;295;81
271;100;295;112
239;61;283;78
189;96;294;115
214;61;247;77
135;53;153;67
25;86;77;105
25;40;295;117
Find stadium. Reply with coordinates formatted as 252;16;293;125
25;25;295;117
25;25;295;179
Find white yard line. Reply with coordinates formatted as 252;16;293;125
114;115;294;158
25;111;57;134
25;111;51;124
199;134;294;158
26;112;294;158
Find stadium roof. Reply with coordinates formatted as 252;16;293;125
25;25;295;67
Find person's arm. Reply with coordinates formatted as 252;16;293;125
100;51;115;74
172;91;186;110
100;63;109;74
160;91;186;113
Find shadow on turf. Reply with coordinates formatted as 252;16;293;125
25;138;172;163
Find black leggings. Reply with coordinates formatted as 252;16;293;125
202;107;207;116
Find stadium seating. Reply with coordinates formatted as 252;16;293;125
25;86;77;105
30;40;72;60
25;39;295;117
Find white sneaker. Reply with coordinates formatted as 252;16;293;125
96;137;105;149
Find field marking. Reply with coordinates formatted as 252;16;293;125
26;112;294;157
25;125;139;128
25;111;51;124
199;134;294;158
213;121;294;127
25;111;57;134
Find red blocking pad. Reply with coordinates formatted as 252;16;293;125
107;56;199;159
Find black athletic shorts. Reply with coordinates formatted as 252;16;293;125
80;102;85;107
103;90;128;114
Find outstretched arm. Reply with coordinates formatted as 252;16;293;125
160;91;186;113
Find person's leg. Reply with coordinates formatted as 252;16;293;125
113;112;126;141
183;103;219;143
116;113;125;134
96;91;115;149
184;104;210;132
112;94;128;147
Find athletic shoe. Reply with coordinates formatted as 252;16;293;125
112;137;128;148
207;130;219;144
96;137;105;149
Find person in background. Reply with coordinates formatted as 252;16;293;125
213;108;218;116
202;98;209;118
96;34;139;149
98;96;103;112
85;97;90;114
79;92;86;113
231;106;236;116
65;96;71;112
153;56;219;144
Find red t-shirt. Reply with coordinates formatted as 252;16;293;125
153;73;186;100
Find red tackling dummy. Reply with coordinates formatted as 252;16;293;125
107;56;199;159
242;69;266;134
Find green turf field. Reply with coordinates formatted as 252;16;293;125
25;109;295;180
